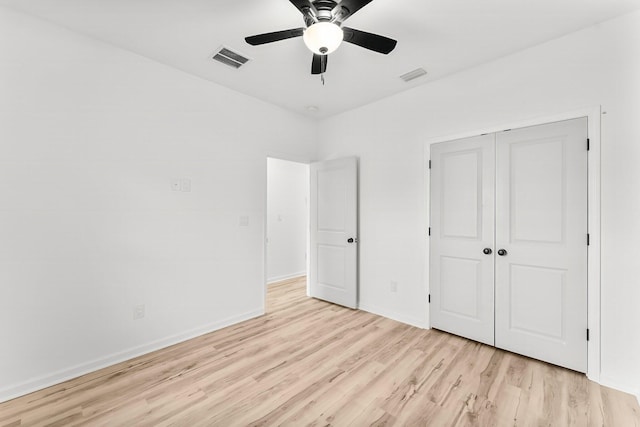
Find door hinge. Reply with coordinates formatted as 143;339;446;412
587;138;590;151
587;234;590;246
428;294;431;303
587;328;590;341
429;160;431;169
428;227;431;236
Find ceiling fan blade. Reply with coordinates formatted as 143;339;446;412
245;28;304;46
342;27;397;54
333;0;374;21
311;54;328;74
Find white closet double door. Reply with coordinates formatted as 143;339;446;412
430;118;588;372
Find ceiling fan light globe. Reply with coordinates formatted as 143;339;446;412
303;22;343;55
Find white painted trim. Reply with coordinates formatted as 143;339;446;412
267;272;307;284
0;309;263;404
599;375;640;403
359;302;428;329
424;106;602;382
422;139;432;329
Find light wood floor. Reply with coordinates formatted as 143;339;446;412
1;277;639;426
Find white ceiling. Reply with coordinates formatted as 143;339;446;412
2;0;639;118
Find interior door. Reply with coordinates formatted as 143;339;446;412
430;135;496;346
309;157;358;308
494;118;588;372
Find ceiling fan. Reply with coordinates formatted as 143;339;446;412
245;0;397;75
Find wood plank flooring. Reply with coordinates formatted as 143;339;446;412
1;276;639;426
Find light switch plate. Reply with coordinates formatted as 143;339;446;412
134;304;145;320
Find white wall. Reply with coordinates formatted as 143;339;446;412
0;7;316;402
317;11;640;398
266;158;308;283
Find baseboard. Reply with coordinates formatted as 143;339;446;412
0;308;264;404
267;272;306;284
598;374;640;402
358;302;427;329
591;375;640;406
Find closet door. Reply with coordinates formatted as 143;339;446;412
430;135;495;346
494;118;588;372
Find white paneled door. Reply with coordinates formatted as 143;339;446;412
309;157;358;309
495;119;588;372
430;118;588;372
430;135;496;346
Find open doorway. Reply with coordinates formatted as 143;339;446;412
266;157;309;313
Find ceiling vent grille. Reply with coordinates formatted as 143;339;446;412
213;47;250;69
400;68;427;82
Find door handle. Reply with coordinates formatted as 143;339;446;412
497;249;508;256
483;248;492;255
347;238;358;243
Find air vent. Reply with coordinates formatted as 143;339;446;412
400;68;427;83
212;47;250;69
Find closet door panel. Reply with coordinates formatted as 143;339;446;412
430;134;495;346
494;118;588;372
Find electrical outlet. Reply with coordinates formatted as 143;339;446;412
239;216;249;226
171;180;181;191
181;179;191;192
390;281;398;293
133;304;145;320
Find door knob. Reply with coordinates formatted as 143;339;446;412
347;238;356;243
483;248;492;255
497;249;508;256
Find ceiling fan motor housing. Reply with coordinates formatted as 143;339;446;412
313;0;338;13
304;0;345;26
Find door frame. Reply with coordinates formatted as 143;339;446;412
263;153;311;314
423;106;601;382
